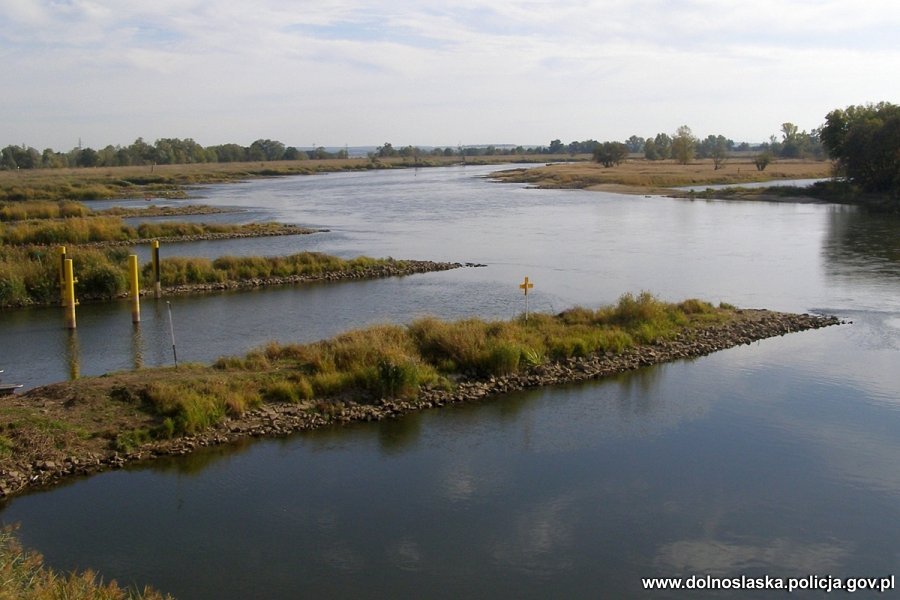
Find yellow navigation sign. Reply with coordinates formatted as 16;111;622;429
519;276;534;295
519;276;534;322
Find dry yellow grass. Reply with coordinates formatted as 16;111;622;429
0;155;561;202
491;158;833;192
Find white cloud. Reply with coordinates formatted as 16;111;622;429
2;0;899;148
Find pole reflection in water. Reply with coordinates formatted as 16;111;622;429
131;323;144;370
66;329;80;380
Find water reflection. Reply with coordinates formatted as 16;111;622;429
823;206;900;281
654;538;850;577
376;414;423;454
147;439;256;476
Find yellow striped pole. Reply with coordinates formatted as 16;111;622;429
129;254;140;323
151;240;162;298
58;246;67;306
64;258;77;329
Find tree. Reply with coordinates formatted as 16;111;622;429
1;145;40;169
128;137;156;164
548;139;565;154
75;147;99;167
779;122;804;158
377;143;397;158
593;141;628;167
754;151;773;171
250;139;286;161
625;135;645;153
645;133;671;160
821;102;900;195
671;125;696;164
696;135;732;170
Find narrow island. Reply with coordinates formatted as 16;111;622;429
490;158;832;195
0;199;463;308
0;293;840;499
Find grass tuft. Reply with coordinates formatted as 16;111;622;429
0;526;172;599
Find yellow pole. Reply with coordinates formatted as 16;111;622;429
58;246;67;306
66;330;80;380
151;239;161;298
64;258;77;329
129;254;140;323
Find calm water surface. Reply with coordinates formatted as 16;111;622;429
2;165;899;598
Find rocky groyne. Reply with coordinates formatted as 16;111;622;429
0;310;841;499
157;260;464;296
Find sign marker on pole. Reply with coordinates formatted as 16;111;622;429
519;276;534;323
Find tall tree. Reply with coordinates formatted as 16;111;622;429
671;126;697;164
821;102;900;195
593;141;629;167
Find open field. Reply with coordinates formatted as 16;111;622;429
0;155;576;202
490;158;833;192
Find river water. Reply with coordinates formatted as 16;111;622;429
2;165;899;598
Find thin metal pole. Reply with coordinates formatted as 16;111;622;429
166;301;178;367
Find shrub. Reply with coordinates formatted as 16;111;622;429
78;261;126;299
0;268;28;307
481;342;522;376
370;358;424;398
142;382;224;435
678;298;715;314
264;381;300;403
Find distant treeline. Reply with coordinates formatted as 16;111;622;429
0;138;342;170
2;124;826;171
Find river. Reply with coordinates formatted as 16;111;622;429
1;164;899;598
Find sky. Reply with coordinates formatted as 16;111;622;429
2;0;899;151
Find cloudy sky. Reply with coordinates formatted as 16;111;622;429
2;0;899;150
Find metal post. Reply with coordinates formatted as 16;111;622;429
167;301;178;368
129;254;141;323
152;239;161;298
58;246;67;306
519;276;534;323
64;258;77;329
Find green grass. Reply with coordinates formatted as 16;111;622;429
0;526;172;600
114;293;716;438
0;200;90;221
0;216;299;246
150;253;395;286
0;246;394;308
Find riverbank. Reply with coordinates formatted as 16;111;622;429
669;180;900;210
0;155;581;203
490;158;833;193
0;248;462;308
0;298;841;499
127;259;464;298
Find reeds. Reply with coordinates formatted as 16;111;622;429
0;200;90;221
0;526;171;600
0;247;405;308
0;217;293;246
